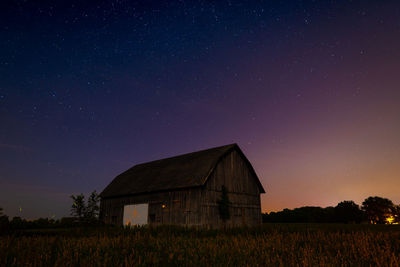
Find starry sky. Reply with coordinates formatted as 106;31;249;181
1;0;400;219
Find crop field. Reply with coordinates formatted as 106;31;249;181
1;224;400;266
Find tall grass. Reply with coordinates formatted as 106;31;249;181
1;224;399;266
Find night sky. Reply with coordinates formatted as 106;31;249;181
1;1;400;219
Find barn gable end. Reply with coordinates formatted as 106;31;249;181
205;149;263;194
200;149;263;226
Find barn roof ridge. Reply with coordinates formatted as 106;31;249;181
201;144;266;194
132;143;237;168
100;143;264;198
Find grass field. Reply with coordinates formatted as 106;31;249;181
1;224;400;266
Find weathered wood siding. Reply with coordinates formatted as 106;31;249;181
200;150;262;227
100;188;203;226
100;149;263;228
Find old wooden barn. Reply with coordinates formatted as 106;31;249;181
99;144;265;227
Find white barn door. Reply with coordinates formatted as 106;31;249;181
123;203;148;226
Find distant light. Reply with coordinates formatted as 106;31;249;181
162;204;166;208
386;215;398;224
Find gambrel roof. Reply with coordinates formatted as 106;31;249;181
100;143;265;198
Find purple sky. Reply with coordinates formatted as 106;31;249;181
1;0;400;219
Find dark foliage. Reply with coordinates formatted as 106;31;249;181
86;191;100;223
263;206;336;223
70;194;86;222
362;196;394;224
0;216;105;232
0;207;9;230
263;197;396;224
70;191;100;223
393;205;400;223
335;201;365;223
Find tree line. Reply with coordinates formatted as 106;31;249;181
263;196;400;224
0;191;101;230
1;194;399;230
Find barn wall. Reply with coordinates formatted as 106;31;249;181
100;148;264;228
201;149;262;227
100;188;203;226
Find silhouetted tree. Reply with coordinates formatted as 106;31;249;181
71;191;101;224
362;196;394;224
70;194;86;222
0;207;9;229
217;185;231;222
393;205;400;224
263;206;335;223
10;216;26;229
335;201;364;223
85;191;100;222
